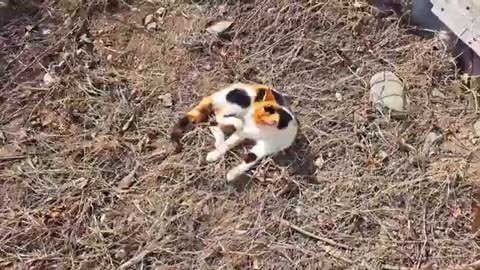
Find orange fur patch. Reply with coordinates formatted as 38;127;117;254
186;96;213;123
263;88;275;102
253;103;280;126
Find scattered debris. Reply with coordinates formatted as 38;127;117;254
146;22;157;31
144;14;154;26
0;0;8;8
431;88;446;98
472;203;480;233
155;7;166;16
217;4;228;15
79;33;94;44
121;114;135;132
158;93;173;107
474;119;480;137
422;131;443;156
431;157;467;182
43;72;58;87
335;92;343;101
206;20;233;35
314;156;325;169
114;249;127;260
117;164;140;191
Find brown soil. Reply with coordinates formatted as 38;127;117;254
1;0;479;269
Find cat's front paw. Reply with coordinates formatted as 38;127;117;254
226;167;243;181
214;140;224;149
206;150;222;162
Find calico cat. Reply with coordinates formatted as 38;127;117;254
170;83;298;181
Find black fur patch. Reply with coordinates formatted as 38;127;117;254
272;90;286;106
276;108;293;129
226;88;251;108
244;152;258;163
170;128;182;143
264;105;275;114
254;88;267;102
178;116;190;128
220;125;236;135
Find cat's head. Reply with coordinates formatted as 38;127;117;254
253;88;281;126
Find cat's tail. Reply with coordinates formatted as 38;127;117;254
170;96;213;145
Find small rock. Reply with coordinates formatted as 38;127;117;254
267;7;277;13
370;71;408;118
100;213;107;223
314;156;325;169
159;93;173;107
114;249;127;260
202;61;213;71
79;33;93;44
335;92;343;101
217;4;228;15
43;73;57;87
461;73;470;85
422;131;442;156
41;28;52;35
474;119;480;137
146;22;157;31
144;14;154;26
117;165;139;190
432;88;446;98
377;150;388;161
353;0;367;8
472;76;480;89
155;7;166;16
206;20;233;35
0;0;9;8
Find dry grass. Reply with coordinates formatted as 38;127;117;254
1;0;480;269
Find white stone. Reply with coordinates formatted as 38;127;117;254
432;88;446;98
144;14;154;26
146;22;157;31
43;73;57;87
156;7;166;16
206;21;233;35
474;119;480;137
370;71;408;114
335;92;343;101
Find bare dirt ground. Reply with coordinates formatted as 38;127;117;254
1;0;480;269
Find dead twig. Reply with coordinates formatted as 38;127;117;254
279;218;351;250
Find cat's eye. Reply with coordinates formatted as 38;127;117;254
263;106;276;114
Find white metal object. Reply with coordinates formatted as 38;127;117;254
431;0;480;56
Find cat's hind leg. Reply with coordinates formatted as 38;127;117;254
206;132;243;162
226;140;274;181
209;125;226;149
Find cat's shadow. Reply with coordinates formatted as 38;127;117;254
230;132;317;193
273;132;317;178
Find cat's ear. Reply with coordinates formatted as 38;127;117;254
264;88;275;102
